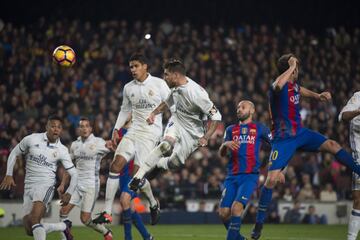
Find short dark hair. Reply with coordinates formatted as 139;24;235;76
48;115;62;123
277;53;298;74
129;53;149;66
79;116;92;126
163;59;186;75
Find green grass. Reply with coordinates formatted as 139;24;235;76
0;224;355;240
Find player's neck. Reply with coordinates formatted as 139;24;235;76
239;118;252;125
137;73;149;82
177;76;188;87
81;136;88;142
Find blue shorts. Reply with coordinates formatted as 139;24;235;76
119;174;137;199
220;174;259;208
268;128;327;171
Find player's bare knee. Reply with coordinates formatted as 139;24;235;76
265;176;277;188
321;139;341;154
219;208;231;221
120;198;131;209
110;156;126;172
231;202;244;216
80;213;91;224
159;141;173;157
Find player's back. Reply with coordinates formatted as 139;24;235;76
224;122;270;176
124;75;169;138
22;133;69;185
71;134;109;187
171;77;215;138
269;81;302;140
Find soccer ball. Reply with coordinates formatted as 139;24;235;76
52;45;76;67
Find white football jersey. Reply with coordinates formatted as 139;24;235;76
165;77;219;138
339;91;360;156
16;133;74;186
70;134;110;188
116;74;170;138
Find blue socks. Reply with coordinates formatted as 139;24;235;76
132;211;151;239
123;209;132;240
336;149;360;175
223;219;230;230
227;216;242;240
256;186;273;224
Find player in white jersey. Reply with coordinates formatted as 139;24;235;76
339;91;360;240
0;115;78;240
129;59;222;191
93;53;170;225
57;117;114;240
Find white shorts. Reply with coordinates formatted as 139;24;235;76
69;184;99;213
115;133;159;166
164;120;199;164
23;184;55;216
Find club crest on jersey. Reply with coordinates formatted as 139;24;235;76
90;144;96;150
250;129;257;135
148;90;154;96
241;128;248;134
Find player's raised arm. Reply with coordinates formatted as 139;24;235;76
0;135;31;190
272;56;298;91
339;92;360;122
300;86;332;102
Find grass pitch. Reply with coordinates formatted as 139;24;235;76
0;224;353;240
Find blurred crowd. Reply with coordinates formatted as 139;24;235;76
0;18;359;211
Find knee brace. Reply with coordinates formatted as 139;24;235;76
158;140;173;157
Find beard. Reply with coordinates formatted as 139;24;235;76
238;112;250;121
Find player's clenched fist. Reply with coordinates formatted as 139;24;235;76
0;176;16;190
288;56;298;67
60;193;71;206
319;91;332;102
223;140;240;151
146;112;156;125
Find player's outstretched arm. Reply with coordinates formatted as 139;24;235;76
147;102;169;124
300;87;332;102
340;109;360;121
272;56;298;91
199;120;220;147
0;143;25;190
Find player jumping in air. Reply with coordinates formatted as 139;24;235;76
251;54;360;239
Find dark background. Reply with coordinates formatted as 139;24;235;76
1;0;359;30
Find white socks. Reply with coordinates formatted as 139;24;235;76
157;157;170;170
32;224;46;240
42;222;66;233
104;172;120;213
85;219;109;235
348;209;360;240
140;179;157;207
134;146;164;179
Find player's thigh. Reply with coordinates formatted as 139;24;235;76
69;187;82;208
297;128;328;152
172;130;198;165
80;187;98;213
29;184;55;220
134;137;159;166
235;175;258;207
115;135;136;162
164;119;180;142
220;177;237;209
268;138;297;171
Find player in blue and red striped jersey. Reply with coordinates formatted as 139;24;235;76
117;126;154;240
219;100;271;240
251;54;360;240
